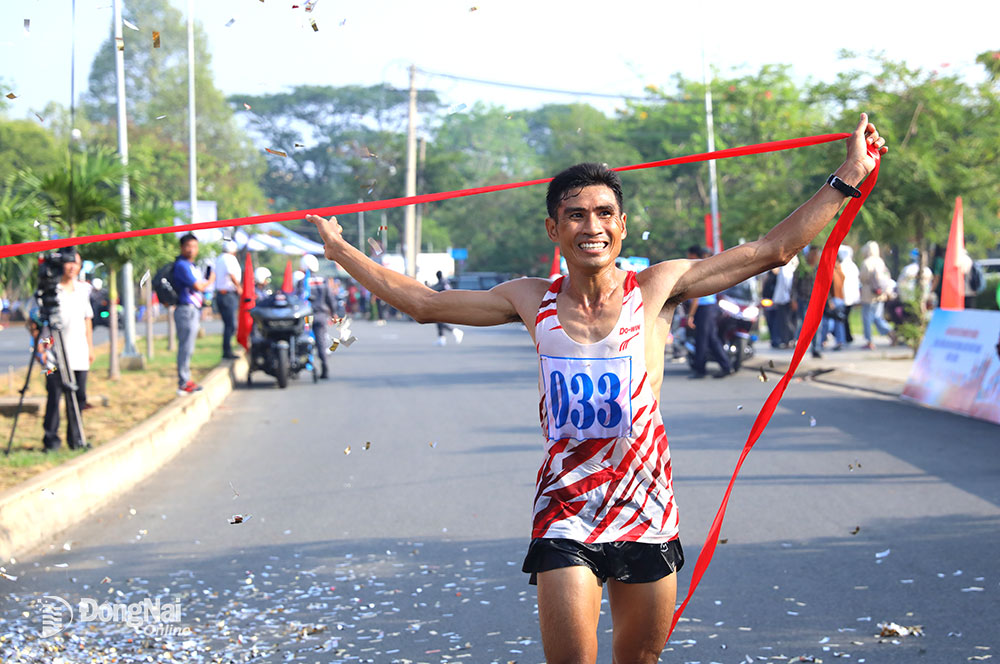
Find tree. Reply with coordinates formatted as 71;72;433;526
84;0;267;220
0;176;54;297
0;117;62;185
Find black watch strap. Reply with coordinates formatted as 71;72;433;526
826;174;861;198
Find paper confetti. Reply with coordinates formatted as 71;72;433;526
343;446;351;455
228;514;252;525
225;18;235;27
33;112;44;122
363;441;371;451
294;142;305;147
429;441;438;449
304;0;318;10
809;416;817;427
875;548;891;559
265;148;287;157
642;231;650;240
758;367;768;382
309;18;318;31
5;92;16;100
243;102;252;110
367;237;384;256
877;621;923;637
23;19;30;33
152;30;160;48
0;571;18;581
850;526;860;535
122;18;138;30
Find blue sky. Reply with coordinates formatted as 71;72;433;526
2;0;997;121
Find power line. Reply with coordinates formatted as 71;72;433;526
416;67;666;102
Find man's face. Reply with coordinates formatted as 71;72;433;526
180;239;199;261
545;185;626;270
62;255;81;280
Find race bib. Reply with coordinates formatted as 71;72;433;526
540;355;633;441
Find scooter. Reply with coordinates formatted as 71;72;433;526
247;290;317;388
680;281;760;372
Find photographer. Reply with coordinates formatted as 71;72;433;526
40;248;94;452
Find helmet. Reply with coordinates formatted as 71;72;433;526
254;267;272;283
292;270;305;284
300;254;320;273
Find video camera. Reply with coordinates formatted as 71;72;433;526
35;248;76;327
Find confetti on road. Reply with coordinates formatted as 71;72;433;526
228;514;252;525
875;549;891;559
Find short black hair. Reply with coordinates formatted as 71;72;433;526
546;162;624;219
686;244;703;257
179;233;198;246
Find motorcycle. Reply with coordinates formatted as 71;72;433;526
680;280;760;372
247;290;317;388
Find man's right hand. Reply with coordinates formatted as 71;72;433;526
306;214;346;260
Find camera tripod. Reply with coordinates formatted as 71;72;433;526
3;319;87;456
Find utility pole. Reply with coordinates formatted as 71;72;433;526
403;64;418;278
357;199;365;249
113;0;139;364
702;52;721;255
187;0;198;228
415;137;426;258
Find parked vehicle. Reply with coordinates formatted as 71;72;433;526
247;290;317;388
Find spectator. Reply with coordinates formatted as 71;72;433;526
41;248;94;451
897;248;933;307
825;255;847;351
431;270;464;346
297;254;336;379
171;233;214;396
685;246;731;378
791;246;824;358
962;249;983;309
839;245;861;345
930;244;946;305
214;240;242;359
858;241;896;349
254;267;272;300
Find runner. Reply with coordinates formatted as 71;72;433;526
308;114;886;663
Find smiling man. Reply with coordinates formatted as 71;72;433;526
308;113;886;663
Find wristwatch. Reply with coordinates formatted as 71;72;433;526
826;174;861;199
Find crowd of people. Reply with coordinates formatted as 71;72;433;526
760;240;989;357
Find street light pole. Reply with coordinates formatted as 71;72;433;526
702;51;721;255
403;64;418;278
187;0;198;225
113;0;138;359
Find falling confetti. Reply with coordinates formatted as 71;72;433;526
429;441;438;449
122;18;139;30
23;19;30;33
243;102;252;110
100;576;111;584
447;103;468;115
228;514;252;525
33;112;44;122
758;367;768;382
152;30;160;48
875;548;891;559
736;404;743;410
367;237;384;256
5;92;16;100
850;526;860;535
309;18;318;31
228;481;240;499
809;416;816;427
343;446;351;455
339;18;347;26
377;225;388;232
469;5;479;11
304;0;318;10
294;142;305;147
642;231;650;240
225;18;235;27
363;441;371;451
265;148;287;157
155;114;166;119
0;571;18;581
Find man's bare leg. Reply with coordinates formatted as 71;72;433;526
537;566;603;664
607;573;677;664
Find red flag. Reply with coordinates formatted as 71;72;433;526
549;246;561;279
281;259;293;293
236;253;256;351
940;196;965;310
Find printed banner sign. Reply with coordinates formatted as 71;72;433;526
902;309;1000;425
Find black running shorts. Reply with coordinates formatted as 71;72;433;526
522;537;684;586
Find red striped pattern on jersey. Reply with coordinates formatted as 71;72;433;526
532;272;679;544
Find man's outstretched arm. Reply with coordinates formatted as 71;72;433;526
646;113;888;306
307;214;533;327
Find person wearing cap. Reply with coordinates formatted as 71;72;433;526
214;240;242;359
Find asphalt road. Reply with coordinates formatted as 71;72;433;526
2;319;998;663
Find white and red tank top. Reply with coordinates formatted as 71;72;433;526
532;272;679;543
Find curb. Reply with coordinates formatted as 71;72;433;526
747;355;908;398
0;355;248;562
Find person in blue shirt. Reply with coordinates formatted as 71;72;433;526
171;233;214;395
685;246;732;378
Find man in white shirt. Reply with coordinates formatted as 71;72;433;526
41;249;94;451
214;240;242;359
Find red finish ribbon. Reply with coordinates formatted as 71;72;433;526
667;146;881;638
0;132;848;260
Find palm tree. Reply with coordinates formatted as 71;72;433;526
0;176;54;300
